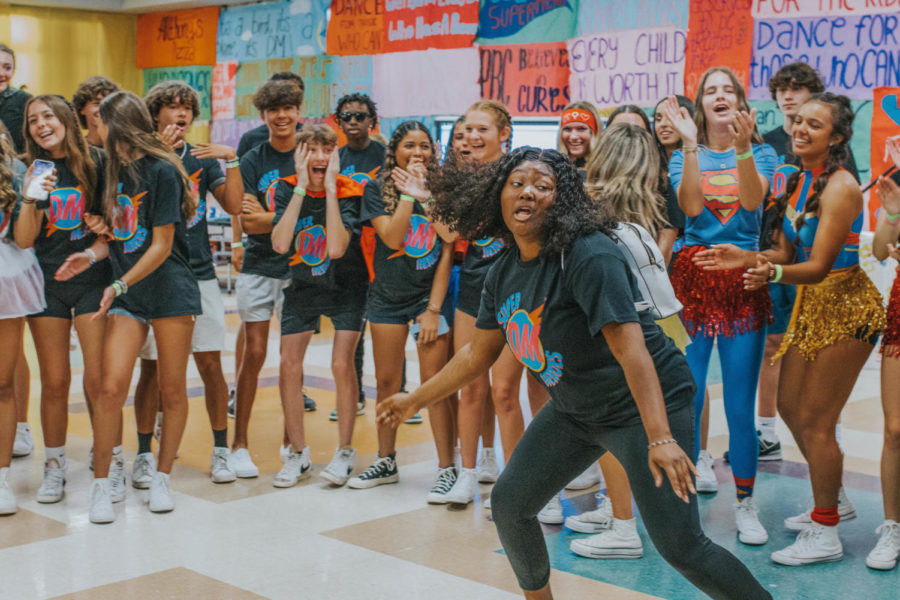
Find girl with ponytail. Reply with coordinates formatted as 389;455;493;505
696;92;886;566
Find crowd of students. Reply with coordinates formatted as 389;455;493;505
0;39;899;597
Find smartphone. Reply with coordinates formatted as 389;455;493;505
27;159;55;202
410;314;450;342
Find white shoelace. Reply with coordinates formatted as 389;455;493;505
873;522;900;552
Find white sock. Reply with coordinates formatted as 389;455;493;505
835;424;844;453
112;445;123;457
45;446;66;466
758;417;777;442
16;422;29;431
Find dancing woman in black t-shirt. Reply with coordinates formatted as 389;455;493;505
378;148;771;600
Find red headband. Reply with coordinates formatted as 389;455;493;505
561;108;598;133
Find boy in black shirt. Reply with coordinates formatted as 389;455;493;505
334;93;386;421
229;80;302;478
134;81;244;486
73;76;120;149
270;125;368;487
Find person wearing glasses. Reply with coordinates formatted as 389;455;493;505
334;93;387;424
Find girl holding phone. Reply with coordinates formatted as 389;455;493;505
15;95;112;506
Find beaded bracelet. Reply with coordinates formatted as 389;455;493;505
111;279;128;297
426;302;441;313
85;247;98;265
681;145;698;153
736;150;754;161
648;438;677;449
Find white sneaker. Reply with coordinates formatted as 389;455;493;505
109;453;126;503
210;448;236;483
537;493;564;525
565;493;614;533
320;446;357;486
695;450;718;493
866;520;900;570
477;448;499;483
149;471;175;513
13;423;33;457
273;446;311;488
734;497;768;545
426;466;458;504
132;452;156;489
445;467;477;504
570;517;643;558
230;448;259;478
0;467;17;515
566;462;603;491
771;522;842;566
784;487;857;531
89;478;115;524
36;458;66;503
153;411;163;442
280;444;292;464
483;496;491;509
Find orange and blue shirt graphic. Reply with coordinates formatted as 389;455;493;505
496;292;563;387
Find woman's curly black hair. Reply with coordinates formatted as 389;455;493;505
430;147;616;256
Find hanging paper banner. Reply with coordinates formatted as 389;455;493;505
136;7;219;68
212;62;238;121
210;118;265;149
684;0;753;98
753;0;900;18
143;66;213;122
217;0;328;62
383;0;480;52
373;47;481;117
869;88;900;227
327;0;384;55
232;55;374;120
576;0;688;36
567;27;686;109
476;0;578;45
479;42;570;116
749;15;900;100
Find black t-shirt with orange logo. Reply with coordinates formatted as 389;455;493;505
475;231;694;427
33;149;110;285
180;143;225;281
108;155;199;320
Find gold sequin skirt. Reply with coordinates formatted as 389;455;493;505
774;265;886;361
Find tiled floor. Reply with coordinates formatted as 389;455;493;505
2;290;897;599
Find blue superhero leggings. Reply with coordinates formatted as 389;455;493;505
685;328;766;498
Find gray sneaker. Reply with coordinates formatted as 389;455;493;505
132;452;156;489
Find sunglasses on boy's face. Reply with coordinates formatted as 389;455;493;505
338;112;371;123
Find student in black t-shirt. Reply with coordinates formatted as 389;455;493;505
228;80;302;478
378;147;771;600
72;76;120;149
270;124;368;487
57;91;200;524
0;44;30;153
130;80;244;487
335;92;386;420
14;95;110;506
347;121;456;500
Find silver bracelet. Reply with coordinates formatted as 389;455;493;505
648;438;677;449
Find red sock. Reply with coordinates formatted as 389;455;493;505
810;506;839;527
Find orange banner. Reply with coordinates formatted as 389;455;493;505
326;0;384;56
137;6;219;69
684;0;752;99
868;88;900;227
383;0;479;53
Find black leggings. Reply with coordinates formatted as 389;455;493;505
490;401;771;599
